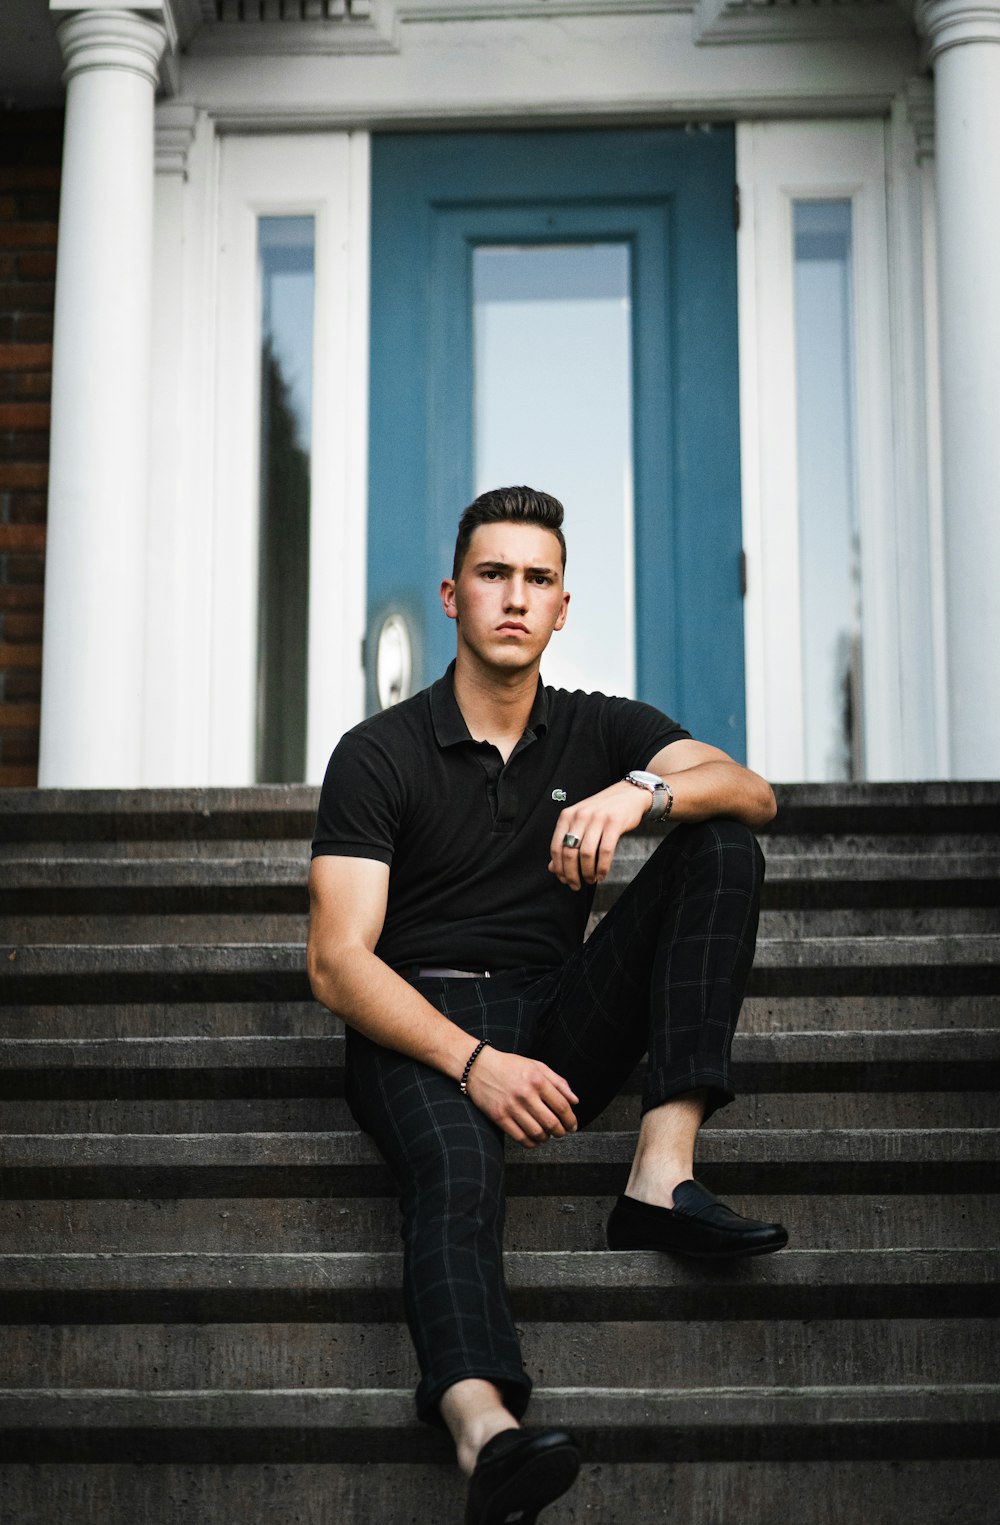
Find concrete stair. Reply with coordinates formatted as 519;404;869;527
1;782;998;1523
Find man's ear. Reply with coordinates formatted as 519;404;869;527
440;578;458;621
554;590;570;631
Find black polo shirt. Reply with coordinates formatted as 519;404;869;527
311;662;689;971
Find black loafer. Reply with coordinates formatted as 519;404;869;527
465;1427;581;1525
606;1179;789;1259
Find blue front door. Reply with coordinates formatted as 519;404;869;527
368;127;745;754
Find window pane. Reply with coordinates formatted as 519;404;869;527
472;243;635;697
793;200;863;781
256;216;314;783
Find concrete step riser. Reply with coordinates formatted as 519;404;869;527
2;1459;999;1525
6;963;999;1004
2;1318;997;1390
1;1385;996;1465
3;1158;996;1197
6;905;997;945
1;1195;994;1254
3;1092;995;1132
5;994;999;1036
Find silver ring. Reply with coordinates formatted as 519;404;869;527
562;832;582;849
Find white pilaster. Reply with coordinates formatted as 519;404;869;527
39;8;167;786
918;0;1000;778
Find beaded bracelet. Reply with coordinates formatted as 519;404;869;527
459;1039;491;1094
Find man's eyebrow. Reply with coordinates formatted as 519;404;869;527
473;559;558;575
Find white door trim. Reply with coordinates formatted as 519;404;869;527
212;132;368;784
738;119;904;782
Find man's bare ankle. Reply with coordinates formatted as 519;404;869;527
439;1379;520;1476
623;1165;692;1209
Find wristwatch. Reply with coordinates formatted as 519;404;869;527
624;769;674;823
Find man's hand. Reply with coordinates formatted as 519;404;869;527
548;740;777;891
465;1045;579;1148
548;780;649;891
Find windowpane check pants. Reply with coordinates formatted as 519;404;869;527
344;819;765;1422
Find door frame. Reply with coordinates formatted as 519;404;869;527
211;132;369;784
369;127;746;753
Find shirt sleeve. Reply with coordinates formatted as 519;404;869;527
600;695;691;777
310;725;405;864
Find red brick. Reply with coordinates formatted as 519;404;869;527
0;344;52;372
0;256;15;280
0;434;49;464
0;283;56;313
0;224;58;250
16;253;57;279
0;642;41;668
0;764;38;786
13;314;53;342
1;611;43;641
10;375;51;400
0;196;17;220
2;669;42;701
0;167;61;191
0;404;49;431
3;553;46;585
0;525;45;552
0;585;43;610
7;492;48;524
0;730;39;764
0;464;47;489
0;700;40;726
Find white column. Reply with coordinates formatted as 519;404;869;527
918;0;1000;778
38;8;167;786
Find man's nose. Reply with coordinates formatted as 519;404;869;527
505;577;528;609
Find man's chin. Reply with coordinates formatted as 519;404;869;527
464;639;548;672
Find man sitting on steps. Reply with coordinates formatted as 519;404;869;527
307;485;787;1525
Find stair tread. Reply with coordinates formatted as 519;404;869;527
3;851;998;883
4;1127;996;1165
1;1381;996;1423
0;1028;994;1063
0;1247;994;1290
5;935;999;969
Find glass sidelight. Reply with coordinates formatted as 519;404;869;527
793;200;863;781
255;216;315;783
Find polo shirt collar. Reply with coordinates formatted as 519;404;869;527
430;661;550;748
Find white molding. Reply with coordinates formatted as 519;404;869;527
53;6;168;86
883;94;945;777
177;12;921;126
917;0;1000;56
905;75;935;161
155;100;197;174
189;4;397;54
737;120;904;782
211;133;366;785
695;0;913;46
145;109;220;783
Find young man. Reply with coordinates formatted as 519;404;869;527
308;486;784;1524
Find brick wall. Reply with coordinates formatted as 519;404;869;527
0;110;61;788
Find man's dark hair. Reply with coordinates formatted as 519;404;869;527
452;486;567;578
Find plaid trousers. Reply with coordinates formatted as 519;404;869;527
344;818;765;1422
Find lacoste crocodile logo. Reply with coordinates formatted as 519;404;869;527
551;789;567;802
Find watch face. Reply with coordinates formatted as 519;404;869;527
628;770;663;790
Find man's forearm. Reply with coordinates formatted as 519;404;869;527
308;941;478;1081
658;760;776;830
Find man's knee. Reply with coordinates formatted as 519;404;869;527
672;817;765;896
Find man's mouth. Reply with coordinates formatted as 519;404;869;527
497;622;528;633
